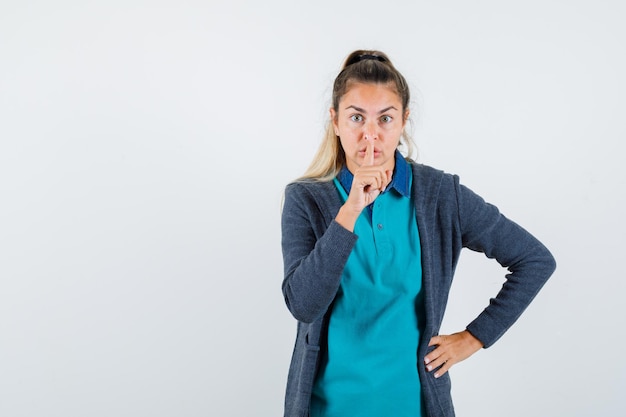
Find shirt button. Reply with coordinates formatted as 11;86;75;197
377;224;384;230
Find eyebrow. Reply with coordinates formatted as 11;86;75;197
345;105;399;114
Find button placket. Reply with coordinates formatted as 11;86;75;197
372;197;391;256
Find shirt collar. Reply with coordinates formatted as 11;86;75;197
337;150;411;198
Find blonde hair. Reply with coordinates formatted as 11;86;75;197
299;50;417;181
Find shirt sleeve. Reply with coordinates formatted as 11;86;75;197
281;183;358;323
456;179;557;348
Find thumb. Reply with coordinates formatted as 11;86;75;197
429;335;444;347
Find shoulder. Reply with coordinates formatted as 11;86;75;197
284;179;337;202
283;179;342;216
408;161;461;196
407;161;495;220
285;178;335;192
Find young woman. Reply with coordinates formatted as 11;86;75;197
280;50;556;417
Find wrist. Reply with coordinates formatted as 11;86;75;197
462;330;484;350
335;204;361;232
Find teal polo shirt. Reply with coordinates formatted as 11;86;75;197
310;152;425;417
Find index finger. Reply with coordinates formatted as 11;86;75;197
363;139;375;166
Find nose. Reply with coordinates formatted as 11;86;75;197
362;119;379;141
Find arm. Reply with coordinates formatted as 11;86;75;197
425;179;556;377
281;183;357;323
459;182;557;347
282;142;392;323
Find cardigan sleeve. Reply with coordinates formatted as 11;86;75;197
281;183;358;324
455;179;557;348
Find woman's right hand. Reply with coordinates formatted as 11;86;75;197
335;141;392;232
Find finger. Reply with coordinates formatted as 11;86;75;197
369;169;388;193
379;169;392;192
424;335;447;365
359;172;381;193
425;352;450;372
424;349;444;369
367;189;381;202
376;170;386;191
433;359;453;379
424;349;442;367
363;139;375;167
428;335;444;347
424;347;455;377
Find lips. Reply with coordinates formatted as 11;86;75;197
358;149;381;156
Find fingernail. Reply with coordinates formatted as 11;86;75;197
434;373;440;378
426;365;432;371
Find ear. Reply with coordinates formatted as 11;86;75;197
330;108;339;136
403;109;410;128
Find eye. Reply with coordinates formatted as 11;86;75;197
350;114;364;122
380;115;393;123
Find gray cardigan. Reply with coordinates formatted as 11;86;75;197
281;162;556;417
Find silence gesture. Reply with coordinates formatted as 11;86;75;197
335;139;393;232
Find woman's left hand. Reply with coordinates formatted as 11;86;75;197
424;330;484;378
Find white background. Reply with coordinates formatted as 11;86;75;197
1;1;624;416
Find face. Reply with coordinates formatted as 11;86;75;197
332;82;408;174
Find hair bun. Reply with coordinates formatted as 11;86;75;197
345;53;388;67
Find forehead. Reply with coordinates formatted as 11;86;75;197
340;82;401;107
